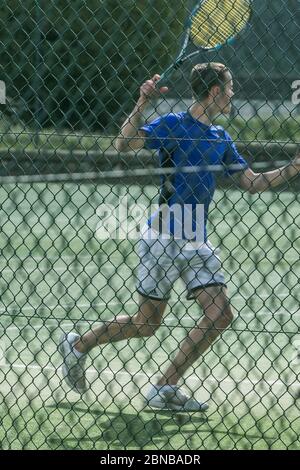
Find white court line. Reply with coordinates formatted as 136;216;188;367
0;256;95;263
0;294;295;312
232;292;293;301
0;265;100;275
0;265;297;300
0;362;297;389
1;262;298;276
0;256;122;267
0;306;298;325
0;300;298;320
1;308;299;334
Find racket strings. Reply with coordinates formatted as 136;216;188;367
190;0;251;49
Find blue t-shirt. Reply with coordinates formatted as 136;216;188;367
141;111;248;241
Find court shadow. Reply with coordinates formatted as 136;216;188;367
46;401;278;449
46;401;210;449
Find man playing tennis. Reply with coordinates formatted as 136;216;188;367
59;63;300;411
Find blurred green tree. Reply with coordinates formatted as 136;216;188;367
0;0;186;131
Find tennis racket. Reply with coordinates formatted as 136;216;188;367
158;0;252;83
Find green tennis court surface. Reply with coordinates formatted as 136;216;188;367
0;183;300;449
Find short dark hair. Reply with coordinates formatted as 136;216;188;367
190;63;230;101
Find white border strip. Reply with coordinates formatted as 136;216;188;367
0;362;297;389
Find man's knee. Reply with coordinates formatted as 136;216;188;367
213;303;234;328
134;295;167;337
203;302;234;328
222;305;234;326
133;313;161;337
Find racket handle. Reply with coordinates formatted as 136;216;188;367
156;61;182;86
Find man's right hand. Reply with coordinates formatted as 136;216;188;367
139;74;168;102
116;74;168;153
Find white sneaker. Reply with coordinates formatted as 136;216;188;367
59;332;87;394
146;385;209;412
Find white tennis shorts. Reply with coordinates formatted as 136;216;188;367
136;228;226;300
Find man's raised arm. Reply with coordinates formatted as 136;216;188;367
115;74;168;153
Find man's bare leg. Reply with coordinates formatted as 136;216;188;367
59;294;168;394
156;286;233;386
74;295;168;353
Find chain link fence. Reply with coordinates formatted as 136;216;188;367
0;0;300;451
